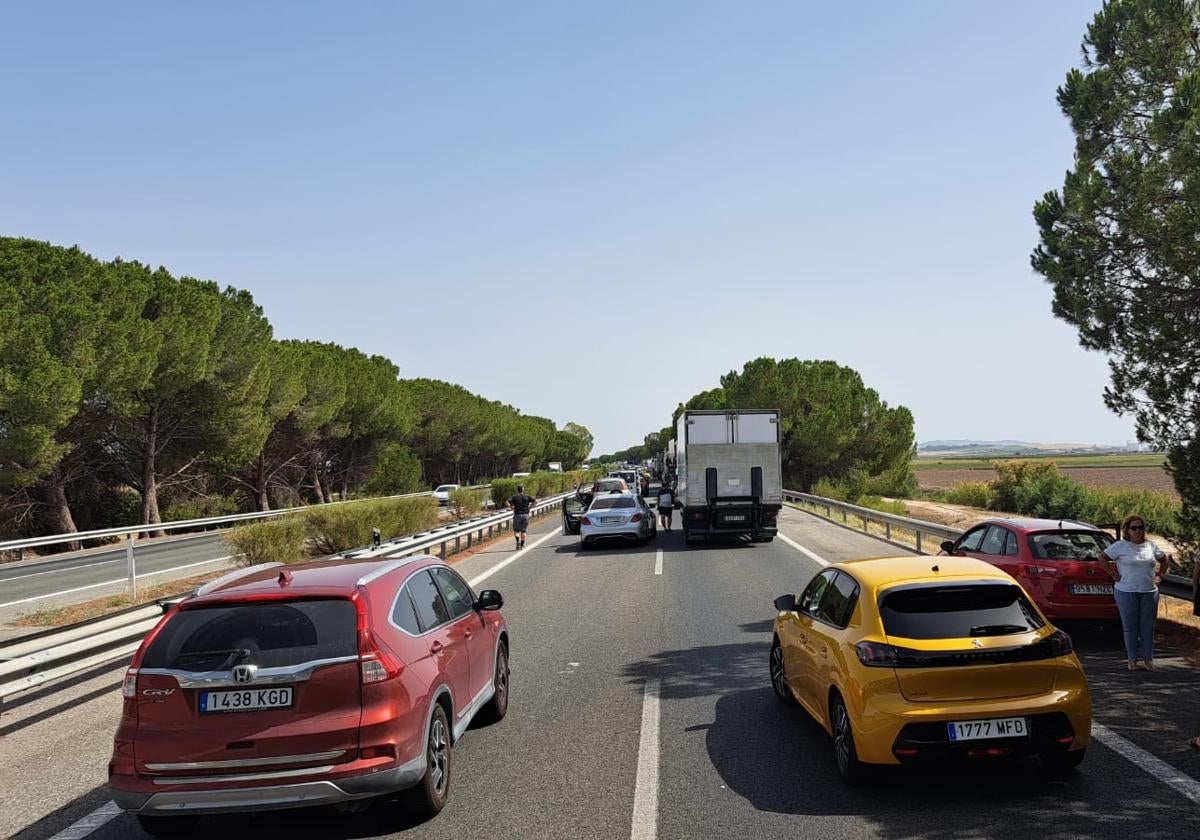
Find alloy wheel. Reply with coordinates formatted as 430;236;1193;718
770;642;789;699
429;716;449;795
833;701;851;772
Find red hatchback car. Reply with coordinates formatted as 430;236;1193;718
940;518;1118;624
109;555;510;837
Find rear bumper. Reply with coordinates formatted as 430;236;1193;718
110;756;425;815
1039;600;1119;621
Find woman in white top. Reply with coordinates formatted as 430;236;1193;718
1099;514;1171;671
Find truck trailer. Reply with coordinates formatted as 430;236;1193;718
674;409;783;544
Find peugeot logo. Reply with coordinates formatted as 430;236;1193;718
233;664;258;684
972;639;984;649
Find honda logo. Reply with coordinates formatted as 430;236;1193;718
233;664;258;684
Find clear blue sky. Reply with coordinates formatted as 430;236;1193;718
0;1;1129;456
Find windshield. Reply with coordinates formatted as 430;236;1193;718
590;497;636;510
1029;531;1112;560
435;485;456;492
879;583;1045;640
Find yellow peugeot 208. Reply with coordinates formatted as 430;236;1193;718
770;555;1091;784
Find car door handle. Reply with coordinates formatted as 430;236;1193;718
430;640;444;654
798;633;806;643
464;630;474;640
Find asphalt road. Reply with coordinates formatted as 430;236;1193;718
6;508;1200;839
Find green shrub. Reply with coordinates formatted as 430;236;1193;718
856;495;908;516
448;488;487;519
305;497;439;555
864;462;918;499
811;476;848;501
490;479;520;509
991;460;1060;512
224;516;310;567
942;482;996;509
163;495;239;523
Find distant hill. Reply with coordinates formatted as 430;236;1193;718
916;439;1141;458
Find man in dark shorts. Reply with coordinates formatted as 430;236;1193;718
508;485;536;549
657;483;675;531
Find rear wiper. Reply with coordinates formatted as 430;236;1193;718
175;648;251;669
969;624;1028;637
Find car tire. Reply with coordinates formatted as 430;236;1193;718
407;704;452;818
136;816;199;839
579;538;589;550
1042;747;1085;775
831;693;868;786
477;642;510;724
769;637;795;705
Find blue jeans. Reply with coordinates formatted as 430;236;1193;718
1114;588;1158;662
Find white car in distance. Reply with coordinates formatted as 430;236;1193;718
432;484;460;505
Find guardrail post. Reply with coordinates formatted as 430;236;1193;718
126;535;137;600
861;516;868;533
915;531;923;553
842;509;848;523
440;540;448;558
885;522;892;541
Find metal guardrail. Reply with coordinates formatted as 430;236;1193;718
0;490;570;708
784;490;1196;601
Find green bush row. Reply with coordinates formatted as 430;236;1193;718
809;476;908;516
489;469;603;509
941;460;1182;538
224;496;440;564
447;488;488;519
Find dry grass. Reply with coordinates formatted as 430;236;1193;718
1158;597;1200;667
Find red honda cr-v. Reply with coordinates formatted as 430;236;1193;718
109;555;510;837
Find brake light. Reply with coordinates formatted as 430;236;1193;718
855;641;902;667
122;671;138;698
582;516;592;525
351;590;403;684
1020;564;1058;578
119;603;180;706
1046;629;1073;657
631;513;642;522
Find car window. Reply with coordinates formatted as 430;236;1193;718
391;586;422;635
407;570;452;632
432;568;475;620
957;527;987;552
879;583;1045;640
141;599;358;671
1005;532;1019;555
1029;530;1113;560
799;570;836;615
816;571;859;628
564;496;587;514
979;526;1010;556
590;497;636;510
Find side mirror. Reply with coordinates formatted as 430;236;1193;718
475;589;503;611
773;594;797;612
939;540;956;554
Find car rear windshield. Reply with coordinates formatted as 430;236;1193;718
590;497;635;510
879;583;1045;640
1029;531;1112;560
141;599;358;671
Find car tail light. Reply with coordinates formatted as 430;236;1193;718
1020;564;1058;578
690;511;705;521
582;516;592;525
1045;629;1073;657
855;641;902;667
631;513;642;522
352;590;403;684
119;604;180;709
122;671;138;699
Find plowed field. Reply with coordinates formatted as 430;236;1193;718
917;466;1179;498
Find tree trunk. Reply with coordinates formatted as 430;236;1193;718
43;470;81;552
141;406;163;535
253;456;270;512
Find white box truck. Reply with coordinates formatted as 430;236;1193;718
674;409;783;543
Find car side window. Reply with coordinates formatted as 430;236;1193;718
408;570;452;632
799;570;837;615
816;571;860;628
432;568;475;620
979;526;1009;556
391;585;422;635
1004;530;1019;556
957;526;987;552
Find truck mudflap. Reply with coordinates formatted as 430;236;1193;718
681;499;781;541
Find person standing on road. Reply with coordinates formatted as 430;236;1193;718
508;485;536;550
657;483;675;532
1099;514;1171;671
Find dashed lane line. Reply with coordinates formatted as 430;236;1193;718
47;801;121;840
467;528;562;589
654;549;663;576
630;678;661;840
776;533;830;567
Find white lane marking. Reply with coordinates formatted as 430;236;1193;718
467;528;562;589
1092;723;1200;804
1;557;125;583
0;556;234;609
654;549;663;576
48;801;121;839
630;678;661;840
777;533;830;567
